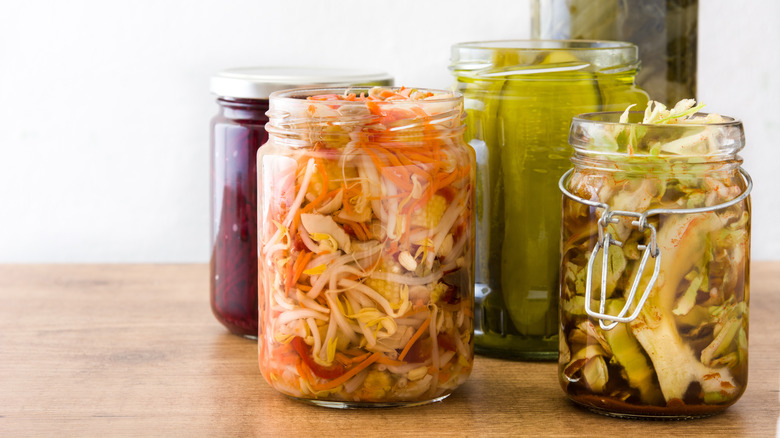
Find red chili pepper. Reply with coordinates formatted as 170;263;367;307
290;336;346;380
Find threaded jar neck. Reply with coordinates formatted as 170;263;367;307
569;111;745;175
265;87;466;148
450;40;641;79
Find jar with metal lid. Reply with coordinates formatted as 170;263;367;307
257;87;475;407
450;40;648;360
558;107;751;418
210;67;393;338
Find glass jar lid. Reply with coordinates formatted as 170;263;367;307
210;67;394;100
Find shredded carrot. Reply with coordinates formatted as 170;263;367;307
296;358;310;382
374;146;411;179
368;192;406;200
301;186;341;214
284;256;296;293
347;352;372;363
400;305;430;317
387;241;399;257
289;213;302;243
405;182;436;214
358;221;372;240
376;355;406;367
317;159;329;196
403;212;411;248
436;170;459;190
291;251;313;287
334;353;353;367
403;151;437;163
393;151;431;180
341;219;368;241
340;181;364;216
380;167;415;192
362;146;414;191
398;316;431;361
310;352;382;392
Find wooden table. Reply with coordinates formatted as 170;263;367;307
1;263;778;437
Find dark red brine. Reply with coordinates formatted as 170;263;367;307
209;68;393;338
210;98;268;337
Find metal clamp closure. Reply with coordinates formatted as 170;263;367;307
559;167;752;331
587;209;660;330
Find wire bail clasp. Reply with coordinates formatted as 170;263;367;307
584;209;661;330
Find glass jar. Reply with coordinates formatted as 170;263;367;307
558;111;751;418
257;87;475;407
531;0;698;104
450;40;648;360
210;67;392;338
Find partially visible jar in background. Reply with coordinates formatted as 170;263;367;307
210;68;392;338
532;0;698;104
559;103;751;418
450;40;648;360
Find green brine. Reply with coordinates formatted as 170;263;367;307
450;40;648;359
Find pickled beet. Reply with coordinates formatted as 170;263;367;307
210;98;269;338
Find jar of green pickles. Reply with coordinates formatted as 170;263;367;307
450;40;648;359
558;106;751;418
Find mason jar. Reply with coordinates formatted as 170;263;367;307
450;40;648;359
257;87;475;407
558;111;751;418
531;0;698;104
209;67;392;338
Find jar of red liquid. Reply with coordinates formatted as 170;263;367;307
210;67;393;338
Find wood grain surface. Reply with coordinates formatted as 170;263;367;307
1;263;778;437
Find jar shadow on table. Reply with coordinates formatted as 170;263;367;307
204;333;776;435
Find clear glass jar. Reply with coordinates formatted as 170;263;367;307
559;111;751;418
210;67;392;338
450;40;648;360
532;0;698;104
257;87;475;407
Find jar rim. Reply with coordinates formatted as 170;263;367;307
573;111;743;127
265;87;465;146
450;40;640;76
569;111;745;159
452;39;637;51
268;86;462;104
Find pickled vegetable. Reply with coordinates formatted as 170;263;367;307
560;101;750;417
451;41;648;358
257;87;475;406
210;98;267;338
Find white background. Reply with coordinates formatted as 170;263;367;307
1;0;778;262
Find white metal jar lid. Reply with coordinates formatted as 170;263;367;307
210;66;394;99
